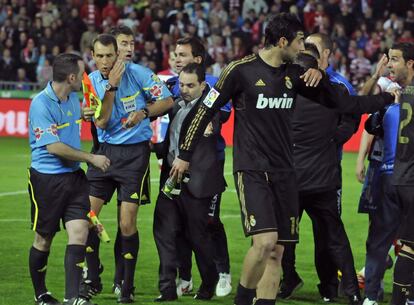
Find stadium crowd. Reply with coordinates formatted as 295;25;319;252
10;1;414;305
0;0;414;90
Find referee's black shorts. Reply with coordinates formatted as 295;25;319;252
234;170;299;244
396;185;414;249
28;168;90;236
87;141;151;205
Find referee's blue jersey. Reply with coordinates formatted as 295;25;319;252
29;82;82;174
88;63;172;145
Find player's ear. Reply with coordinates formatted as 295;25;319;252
68;73;76;83
278;37;288;48
407;59;414;70
194;56;202;64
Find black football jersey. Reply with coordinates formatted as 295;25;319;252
178;54;393;173
393;85;414;185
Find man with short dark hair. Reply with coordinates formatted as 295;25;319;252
280;33;361;303
388;42;414;305
28;53;110;305
170;13;396;305
153;62;225;302
165;35;233;298
82;33;173;303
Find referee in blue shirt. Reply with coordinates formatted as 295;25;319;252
28;53;110;305
82;34;173;303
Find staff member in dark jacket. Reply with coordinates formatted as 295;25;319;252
153;63;225;302
279;50;361;303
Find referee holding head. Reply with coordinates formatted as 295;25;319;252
81;33;173;303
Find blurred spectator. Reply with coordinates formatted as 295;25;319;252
398;30;414;44
158;50;177;81
232;35;247;60
138;7;152;39
209;2;228;28
332;23;349;55
405;10;414;34
364;31;381;59
29;17;43;45
242;0;268;20
102;0;119;25
337;3;355;36
39;27;54;52
208;34;227;62
0;48;17;80
383;13;401;31
51;20;66;50
15;67;30;90
65;8;86;51
138;40;162;71
20;38;38;81
36;56;52;87
80;0;102;28
211;51;227;78
82;46;95;73
80;23;98;54
354;29;369;49
36;3;54;28
192;6;209;38
303;0;316;32
350;48;371;86
251;12;266;44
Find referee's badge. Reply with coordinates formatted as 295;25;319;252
285;76;293;89
249;215;256;227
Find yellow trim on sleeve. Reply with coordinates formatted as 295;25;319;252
56;123;70;129
120;91;141;102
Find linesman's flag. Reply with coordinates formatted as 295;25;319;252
82;72;102;119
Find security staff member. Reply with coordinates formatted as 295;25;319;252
280;34;360;303
280;50;362;304
153;63;225;301
166;36;232;298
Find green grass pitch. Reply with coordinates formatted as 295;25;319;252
0;137;394;305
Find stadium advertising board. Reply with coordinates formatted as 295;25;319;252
0;99;92;140
0;98;365;151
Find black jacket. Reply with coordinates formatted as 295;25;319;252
158;88;226;198
293;83;359;192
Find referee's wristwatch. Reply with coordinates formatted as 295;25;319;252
141;107;149;119
105;82;118;92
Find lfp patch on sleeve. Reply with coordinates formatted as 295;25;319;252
203;88;220;108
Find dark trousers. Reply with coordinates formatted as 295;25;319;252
178;191;231;281
153;184;218;295
282;189;359;298
365;174;401;300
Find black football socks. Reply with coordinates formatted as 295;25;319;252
64;244;86;299
29;246;49;298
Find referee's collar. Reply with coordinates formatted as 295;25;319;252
44;81;60;103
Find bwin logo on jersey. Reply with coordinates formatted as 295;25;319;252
256;93;293;109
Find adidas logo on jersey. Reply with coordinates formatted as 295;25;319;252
255;79;266;86
256;93;293;109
